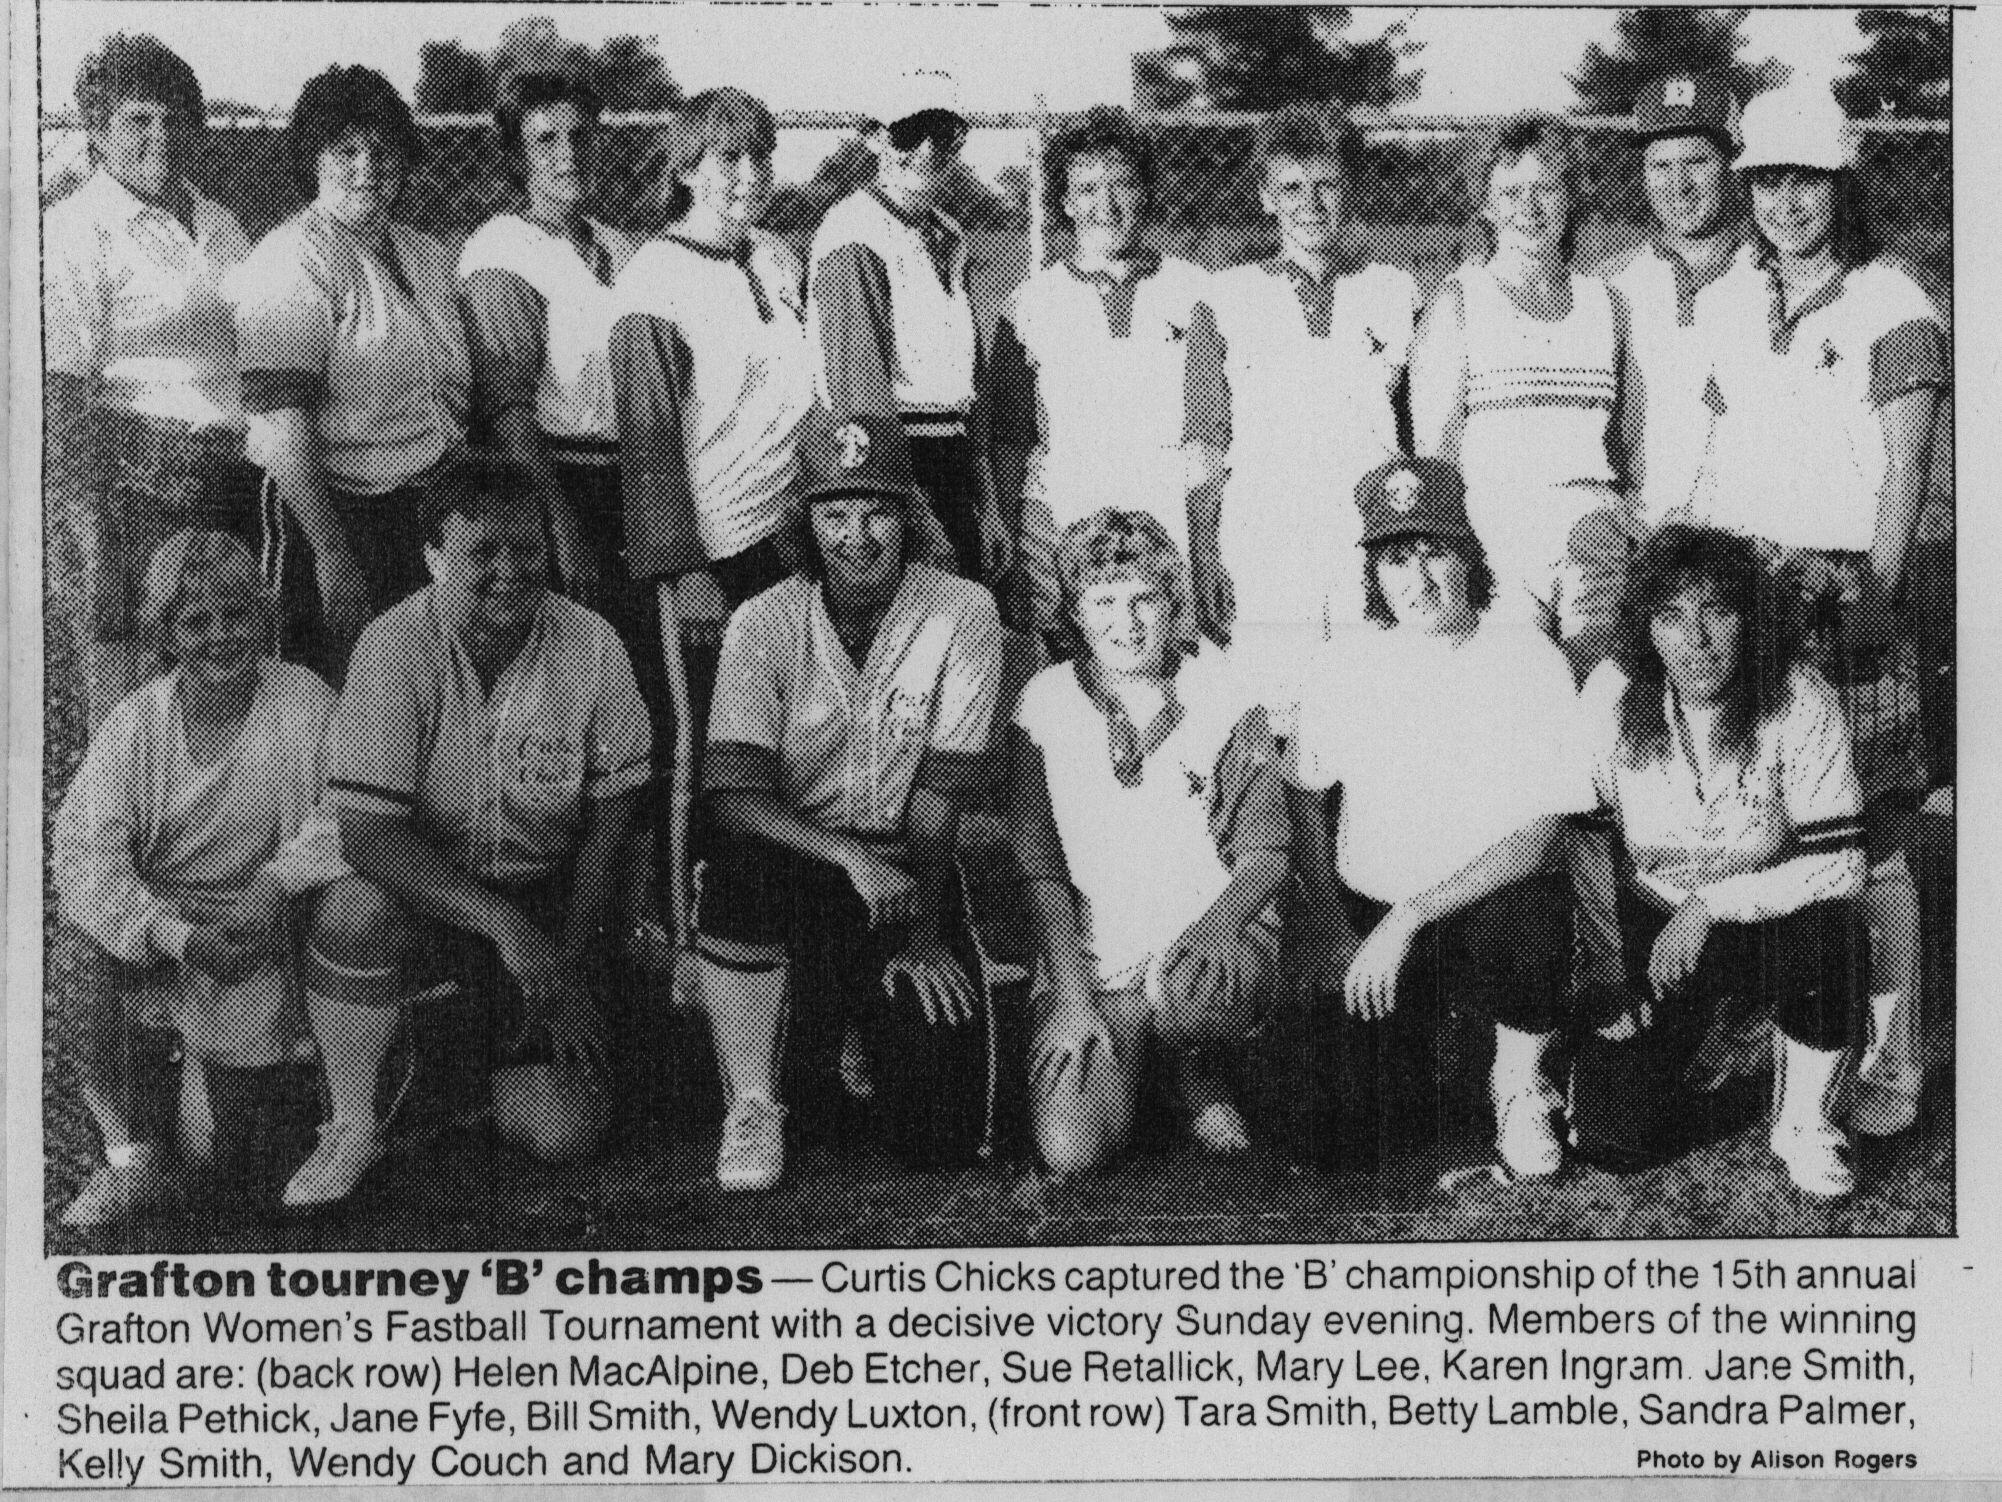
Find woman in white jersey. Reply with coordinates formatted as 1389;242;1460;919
1410;115;1640;673
460;71;638;616
1698;88;1948;1140
989;108;1214;643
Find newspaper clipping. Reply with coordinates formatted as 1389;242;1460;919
7;0;1995;1486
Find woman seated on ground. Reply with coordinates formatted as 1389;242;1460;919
1279;457;1594;1179
1010;511;1289;1175
51;531;347;1226
688;412;1006;1193
1569;524;1869;1198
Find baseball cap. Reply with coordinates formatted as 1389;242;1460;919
1355;457;1478;549
797;411;916;506
1736;86;1855;174
1632;72;1742;151
869;68;968;148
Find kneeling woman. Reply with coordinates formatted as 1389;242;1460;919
52;532;348;1225
1010;511;1288;1174
1282;458;1594;1178
690;413;1006;1191
1572;525;1868;1198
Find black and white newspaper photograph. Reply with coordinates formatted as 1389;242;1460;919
5;0;1997;1486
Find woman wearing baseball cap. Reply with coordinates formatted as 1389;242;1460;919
1697;85;1947;1141
1274;457;1595;1180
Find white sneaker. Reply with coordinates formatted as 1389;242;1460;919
282;1117;386;1208
1496;1090;1564;1179
1775;1121;1856;1198
61;1142;180;1227
1846;1081;1921;1138
717;1096;786;1193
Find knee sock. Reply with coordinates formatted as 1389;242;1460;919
1861;851;1923;1093
694;946;788;1105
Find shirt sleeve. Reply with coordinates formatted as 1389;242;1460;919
1577;660;1627;816
812;241;912;466
233;237;333;411
459;266;547;424
1183;298;1231;453
1211;706;1290;868
1006;722;1074;890
43;207;108;380
1378;267;1421;368
585;621;655;799
987;304;1040;453
608;310;706;579
1692;671;1867;922
703;598;787;795
260;668;352;896
327;624;425;818
916;585;1006;795
1869;319;1948;407
51;695;186;966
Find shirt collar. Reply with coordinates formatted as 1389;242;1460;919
1072;652;1187;787
88;166;198;233
1063;249;1161;288
869;185;957;237
1754;249;1850;355
1259;247;1362;288
668;231;750;265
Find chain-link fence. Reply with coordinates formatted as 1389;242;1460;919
40;107;1951;324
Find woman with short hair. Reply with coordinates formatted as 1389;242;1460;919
460;70;639;612
44;34;258;725
229;65;470;680
1410;114;1640;671
1570;526;1869;1197
1010;510;1288;1174
51;532;347;1225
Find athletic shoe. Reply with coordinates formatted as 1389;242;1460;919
1845;1081;1921;1138
282;1117;386;1209
60;1143;180;1227
717;1096;786;1192
1774;1121;1856;1198
1496;1090;1564;1179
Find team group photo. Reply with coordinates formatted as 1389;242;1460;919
30;2;1955;1252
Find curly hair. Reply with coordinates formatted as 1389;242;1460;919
1052;509;1190;660
659;88;777;223
135;531;270;668
1361;535;1496;627
1612;524;1800;766
1253;101;1365;181
1747;165;1880;271
493;70;603;193
1044;105;1155;230
76;33;203;132
1466;113;1589;263
283;65;425;202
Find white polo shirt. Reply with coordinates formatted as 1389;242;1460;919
992;253;1211;537
329;588;652;884
1580;660;1866;922
43;168;252;429
1015;648;1281;987
1604;232;1747;526
1287;622;1593;905
1701;254;1948;554
706;565;1004;835
458;212;639;450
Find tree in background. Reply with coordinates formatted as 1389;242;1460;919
415;40;492;113
1835;9;1949;119
1136;7;1423;112
1567;8;1786;117
415;20;679;113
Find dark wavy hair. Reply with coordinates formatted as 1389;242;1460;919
1253;101;1365;181
494;70;603;193
1044;106;1156;231
1747;165;1880;270
1361;535;1495;627
1466;113;1589;264
284;66;425;202
1612;524;1799;766
77;33;203;132
660;88;777;223
421;448;544;547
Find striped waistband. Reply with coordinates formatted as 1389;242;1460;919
901;410;969;439
542;432;621;468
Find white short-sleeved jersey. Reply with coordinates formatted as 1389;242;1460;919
1201;258;1419;629
1015;649;1260;986
457;213;638;445
1287;622;1593;905
43;169;252;428
1580;660;1866;922
1605;234;1748;526
997;254;1211;535
705;565;1004;835
1701;255;1948;554
330;589;652;883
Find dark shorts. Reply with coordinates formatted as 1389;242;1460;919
909;434;988;582
395;877;576;1071
694;828;994;1167
74;410;263;643
272;475;437;682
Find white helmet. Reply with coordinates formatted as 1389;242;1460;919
1736;86;1855;174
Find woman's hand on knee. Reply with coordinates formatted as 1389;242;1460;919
1160;925;1266;1039
1647;896;1713;1001
1031;996;1117;1098
1345;905;1422;1021
884;934;976;1027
